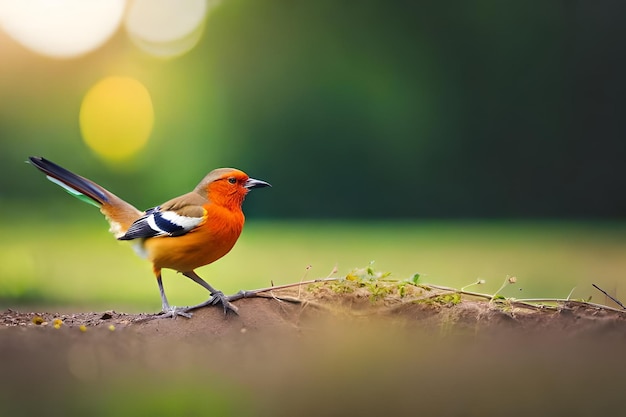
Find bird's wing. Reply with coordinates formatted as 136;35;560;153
118;193;206;241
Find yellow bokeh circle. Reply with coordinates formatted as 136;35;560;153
79;76;154;162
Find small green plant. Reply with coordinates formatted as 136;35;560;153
397;282;409;298
362;280;394;302
415;292;462;306
345;262;391;282
329;281;355;294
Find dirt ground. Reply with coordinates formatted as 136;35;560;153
2;281;626;417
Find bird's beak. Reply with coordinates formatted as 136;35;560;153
245;178;271;189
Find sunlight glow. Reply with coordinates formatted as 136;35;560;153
0;0;126;59
79;77;154;162
125;0;215;58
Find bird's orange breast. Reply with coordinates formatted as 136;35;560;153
143;205;244;272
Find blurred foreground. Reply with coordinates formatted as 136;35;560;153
1;283;625;417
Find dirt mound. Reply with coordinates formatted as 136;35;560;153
3;279;625;337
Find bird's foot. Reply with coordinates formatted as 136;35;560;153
186;291;240;315
158;305;193;319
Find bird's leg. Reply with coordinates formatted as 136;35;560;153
181;270;239;315
155;270;192;319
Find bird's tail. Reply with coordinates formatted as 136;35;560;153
28;156;143;238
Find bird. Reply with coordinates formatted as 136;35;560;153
28;156;271;318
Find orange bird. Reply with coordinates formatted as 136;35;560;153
28;156;270;318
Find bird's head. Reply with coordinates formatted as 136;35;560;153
195;168;271;208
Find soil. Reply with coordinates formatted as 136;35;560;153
2;281;626;417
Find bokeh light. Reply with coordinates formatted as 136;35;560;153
125;0;213;59
0;0;126;59
79;76;154;162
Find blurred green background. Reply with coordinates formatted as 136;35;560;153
1;0;626;310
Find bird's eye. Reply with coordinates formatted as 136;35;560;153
228;177;237;184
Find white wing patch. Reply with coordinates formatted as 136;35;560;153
146;215;164;236
160;211;204;231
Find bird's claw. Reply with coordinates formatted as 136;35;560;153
186;291;240;315
158;305;193;319
207;291;240;315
